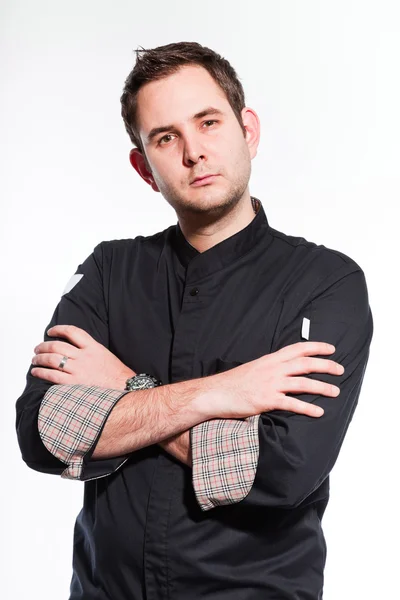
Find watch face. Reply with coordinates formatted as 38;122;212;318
127;374;157;391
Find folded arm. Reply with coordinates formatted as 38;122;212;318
190;265;373;511
17;245;369;500
37;377;212;479
16;244;201;479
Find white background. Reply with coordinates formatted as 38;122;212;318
1;1;399;598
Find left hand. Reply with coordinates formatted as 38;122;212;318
31;324;135;389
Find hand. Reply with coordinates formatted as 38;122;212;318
31;324;135;389
205;341;344;420
31;324;188;462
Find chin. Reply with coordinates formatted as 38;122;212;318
163;179;246;216
188;190;227;209
184;192;241;217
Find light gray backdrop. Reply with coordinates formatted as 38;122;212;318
1;1;398;598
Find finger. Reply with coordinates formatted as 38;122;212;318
34;340;79;358
284;376;340;397
30;367;71;385
46;324;94;349
277;341;336;362
277;396;324;418
283;357;345;377
31;353;74;373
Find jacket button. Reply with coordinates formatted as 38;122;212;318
190;287;199;296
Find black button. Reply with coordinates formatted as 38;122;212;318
190;287;199;296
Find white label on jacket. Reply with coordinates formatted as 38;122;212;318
62;273;84;295
301;317;310;340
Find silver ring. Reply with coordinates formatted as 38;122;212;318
58;355;69;369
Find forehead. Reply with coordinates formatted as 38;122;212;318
136;65;231;134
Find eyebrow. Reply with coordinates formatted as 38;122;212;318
145;107;224;143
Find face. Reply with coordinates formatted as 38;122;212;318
130;65;260;219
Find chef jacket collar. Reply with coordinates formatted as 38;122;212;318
173;197;271;282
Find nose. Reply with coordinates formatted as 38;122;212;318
182;135;207;167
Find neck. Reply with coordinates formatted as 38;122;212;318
178;193;259;254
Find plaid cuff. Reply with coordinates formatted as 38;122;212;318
191;415;260;511
38;384;129;480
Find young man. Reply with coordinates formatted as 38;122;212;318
16;42;373;599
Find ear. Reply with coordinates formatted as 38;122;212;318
129;149;160;192
241;107;260;160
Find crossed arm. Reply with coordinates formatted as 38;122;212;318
30;322;339;474
16;247;373;512
31;324;202;468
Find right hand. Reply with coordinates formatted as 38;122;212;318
31;324;136;390
208;342;344;419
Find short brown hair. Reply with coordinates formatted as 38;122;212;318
120;41;247;153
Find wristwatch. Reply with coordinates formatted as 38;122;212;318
125;373;163;391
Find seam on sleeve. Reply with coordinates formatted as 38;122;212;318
191;415;260;511
38;384;129;480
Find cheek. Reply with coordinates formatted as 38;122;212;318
234;137;251;164
219;131;247;161
159;151;190;184
151;161;182;191
148;157;170;182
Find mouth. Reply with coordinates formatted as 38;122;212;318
190;174;220;187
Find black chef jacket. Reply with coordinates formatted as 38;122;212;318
16;198;373;599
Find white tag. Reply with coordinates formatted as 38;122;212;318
301;317;310;340
62;273;84;295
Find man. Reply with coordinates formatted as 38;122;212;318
16;41;373;599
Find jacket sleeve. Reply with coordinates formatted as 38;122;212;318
15;243;130;481
191;264;373;511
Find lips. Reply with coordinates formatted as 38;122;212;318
190;174;219;185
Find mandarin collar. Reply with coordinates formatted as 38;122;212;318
172;197;271;282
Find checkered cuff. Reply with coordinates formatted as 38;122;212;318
38;384;129;480
191;415;260;511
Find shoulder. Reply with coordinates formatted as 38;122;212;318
266;225;371;315
91;224;175;265
267;226;372;345
268;224;365;283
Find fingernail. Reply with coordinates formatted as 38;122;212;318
315;407;324;416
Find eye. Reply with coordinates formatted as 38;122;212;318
158;133;176;146
203;119;218;128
